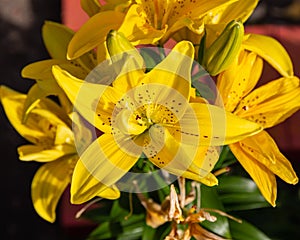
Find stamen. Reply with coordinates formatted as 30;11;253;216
153;0;159;29
178;177;186;209
75;197;103;219
213;167;231;177
124;191;133;220
192;181;201;211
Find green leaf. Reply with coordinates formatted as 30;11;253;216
85;196;146;240
87;212;146;240
151;171;171;201
110;200;130;221
82;201;114;223
191;63;216;102
197;31;206;64
142;225;157;240
118;214;145;240
192;79;216;102
200;185;232;238
139;47;162;71
214;146;237;170
229;218;271;240
88;221;121;240
217;176;270;211
142;223;172;240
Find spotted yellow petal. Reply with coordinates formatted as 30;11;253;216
118;4;166;45
183;103;262;146
238;131;298;185
31;155;77;222
71;133;140;203
52;65;122;132
217;50;263;112
230;142;277;206
161;0;238;42
235;76;300;128
173;0;251;46
166;0;238;27
144;125;219;185
243;34;294;77
67;11;125;59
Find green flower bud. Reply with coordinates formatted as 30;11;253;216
106;30;144;73
106;30;136;57
202;20;244;76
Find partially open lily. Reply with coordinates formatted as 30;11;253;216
0;86;119;222
53;36;262;203
0;86;76;222
216;50;300;206
21;21;97;121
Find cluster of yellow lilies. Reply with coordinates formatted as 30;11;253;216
1;1;299;235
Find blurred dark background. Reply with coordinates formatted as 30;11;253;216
0;0;66;239
0;0;300;240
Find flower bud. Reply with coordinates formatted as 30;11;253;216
202;20;244;76
106;30;136;57
106;30;144;73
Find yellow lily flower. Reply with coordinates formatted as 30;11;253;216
0;86;119;222
0;86;75;222
173;0;258;45
53;39;262;202
67;0;238;60
21;21;98;121
216;50;300;206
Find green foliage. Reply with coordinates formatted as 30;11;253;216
82;146;276;240
229;219;271;240
218;176;270;211
200;185;232;238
